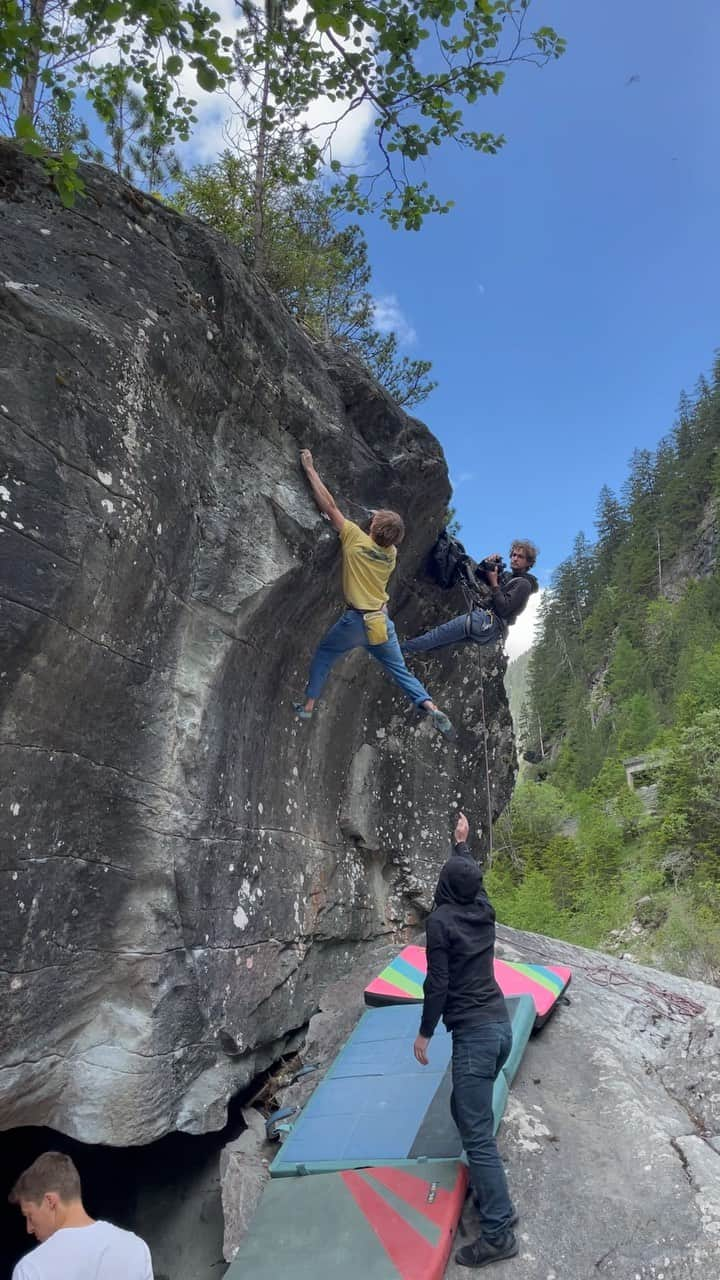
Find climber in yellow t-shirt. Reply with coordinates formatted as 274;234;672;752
293;450;453;736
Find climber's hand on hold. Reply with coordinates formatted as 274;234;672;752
300;450;345;532
454;811;470;845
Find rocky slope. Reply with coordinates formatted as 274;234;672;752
0;142;514;1145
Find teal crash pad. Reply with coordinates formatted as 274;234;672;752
269;996;534;1177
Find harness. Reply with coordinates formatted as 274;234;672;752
459;567;511;638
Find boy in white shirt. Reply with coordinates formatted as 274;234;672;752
9;1152;153;1280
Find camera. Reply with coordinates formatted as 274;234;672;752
479;554;507;576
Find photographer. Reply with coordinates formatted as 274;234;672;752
402;540;539;656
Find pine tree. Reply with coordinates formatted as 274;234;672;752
36;98;92;155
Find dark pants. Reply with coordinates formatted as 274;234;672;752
403;608;502;654
451;1021;514;1242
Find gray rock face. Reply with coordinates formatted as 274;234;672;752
0;142;514;1145
662;495;718;602
220;1108;272;1264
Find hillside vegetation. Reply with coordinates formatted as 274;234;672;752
491;357;720;982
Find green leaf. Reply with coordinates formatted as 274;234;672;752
196;63;219;92
166;54;184;76
14;115;36;140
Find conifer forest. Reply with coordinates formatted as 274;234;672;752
497;358;720;983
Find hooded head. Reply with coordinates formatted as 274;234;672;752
433;855;483;908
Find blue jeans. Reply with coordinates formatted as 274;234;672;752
306;610;431;707
451;1021;514;1242
402;609;502;654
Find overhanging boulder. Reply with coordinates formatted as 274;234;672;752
0;142;515;1145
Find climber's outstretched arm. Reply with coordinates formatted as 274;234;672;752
300;450;345;533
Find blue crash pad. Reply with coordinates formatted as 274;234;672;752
269;996;535;1177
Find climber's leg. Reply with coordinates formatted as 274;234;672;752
402;612;471;655
297;611;364;714
368;620;454;735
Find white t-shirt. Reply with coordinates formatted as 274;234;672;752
12;1221;153;1280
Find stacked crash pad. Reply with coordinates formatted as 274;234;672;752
269;997;534;1176
226;941;569;1278
364;945;572;1029
226;996;536;1278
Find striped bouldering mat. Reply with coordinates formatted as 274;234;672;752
365;947;571;1029
224;1162;468;1280
269;997;535;1177
496;958;572;1029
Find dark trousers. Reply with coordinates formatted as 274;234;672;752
451;1021;514;1241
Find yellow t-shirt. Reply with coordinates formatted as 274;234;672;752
340;520;396;611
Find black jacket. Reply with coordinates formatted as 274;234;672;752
487;569;539;628
419;842;508;1038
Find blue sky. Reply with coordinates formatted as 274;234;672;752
362;0;720;589
8;0;716;605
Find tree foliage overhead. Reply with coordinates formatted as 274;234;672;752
231;0;566;228
173;141;436;406
1;0;564;215
0;0;233;199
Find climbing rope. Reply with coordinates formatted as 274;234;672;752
458;576;495;857
477;663;494;859
581;963;706;1023
504;939;706;1023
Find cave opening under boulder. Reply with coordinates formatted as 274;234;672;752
0;1049;301;1280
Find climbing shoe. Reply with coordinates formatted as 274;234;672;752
455;1230;519;1268
292;702;313;720
428;708;454;737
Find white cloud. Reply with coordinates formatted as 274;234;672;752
175;0;374;168
505;588;543;662
476;283;486;295
302;94;375;167
88;0;375;171
451;470;475;490
372;294;417;345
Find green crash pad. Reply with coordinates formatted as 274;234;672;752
225;1161;468;1280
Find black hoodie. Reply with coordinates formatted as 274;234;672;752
419;842;508;1038
488;569;540;629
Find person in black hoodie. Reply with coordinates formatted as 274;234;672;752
402;540;539;655
413;812;517;1269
